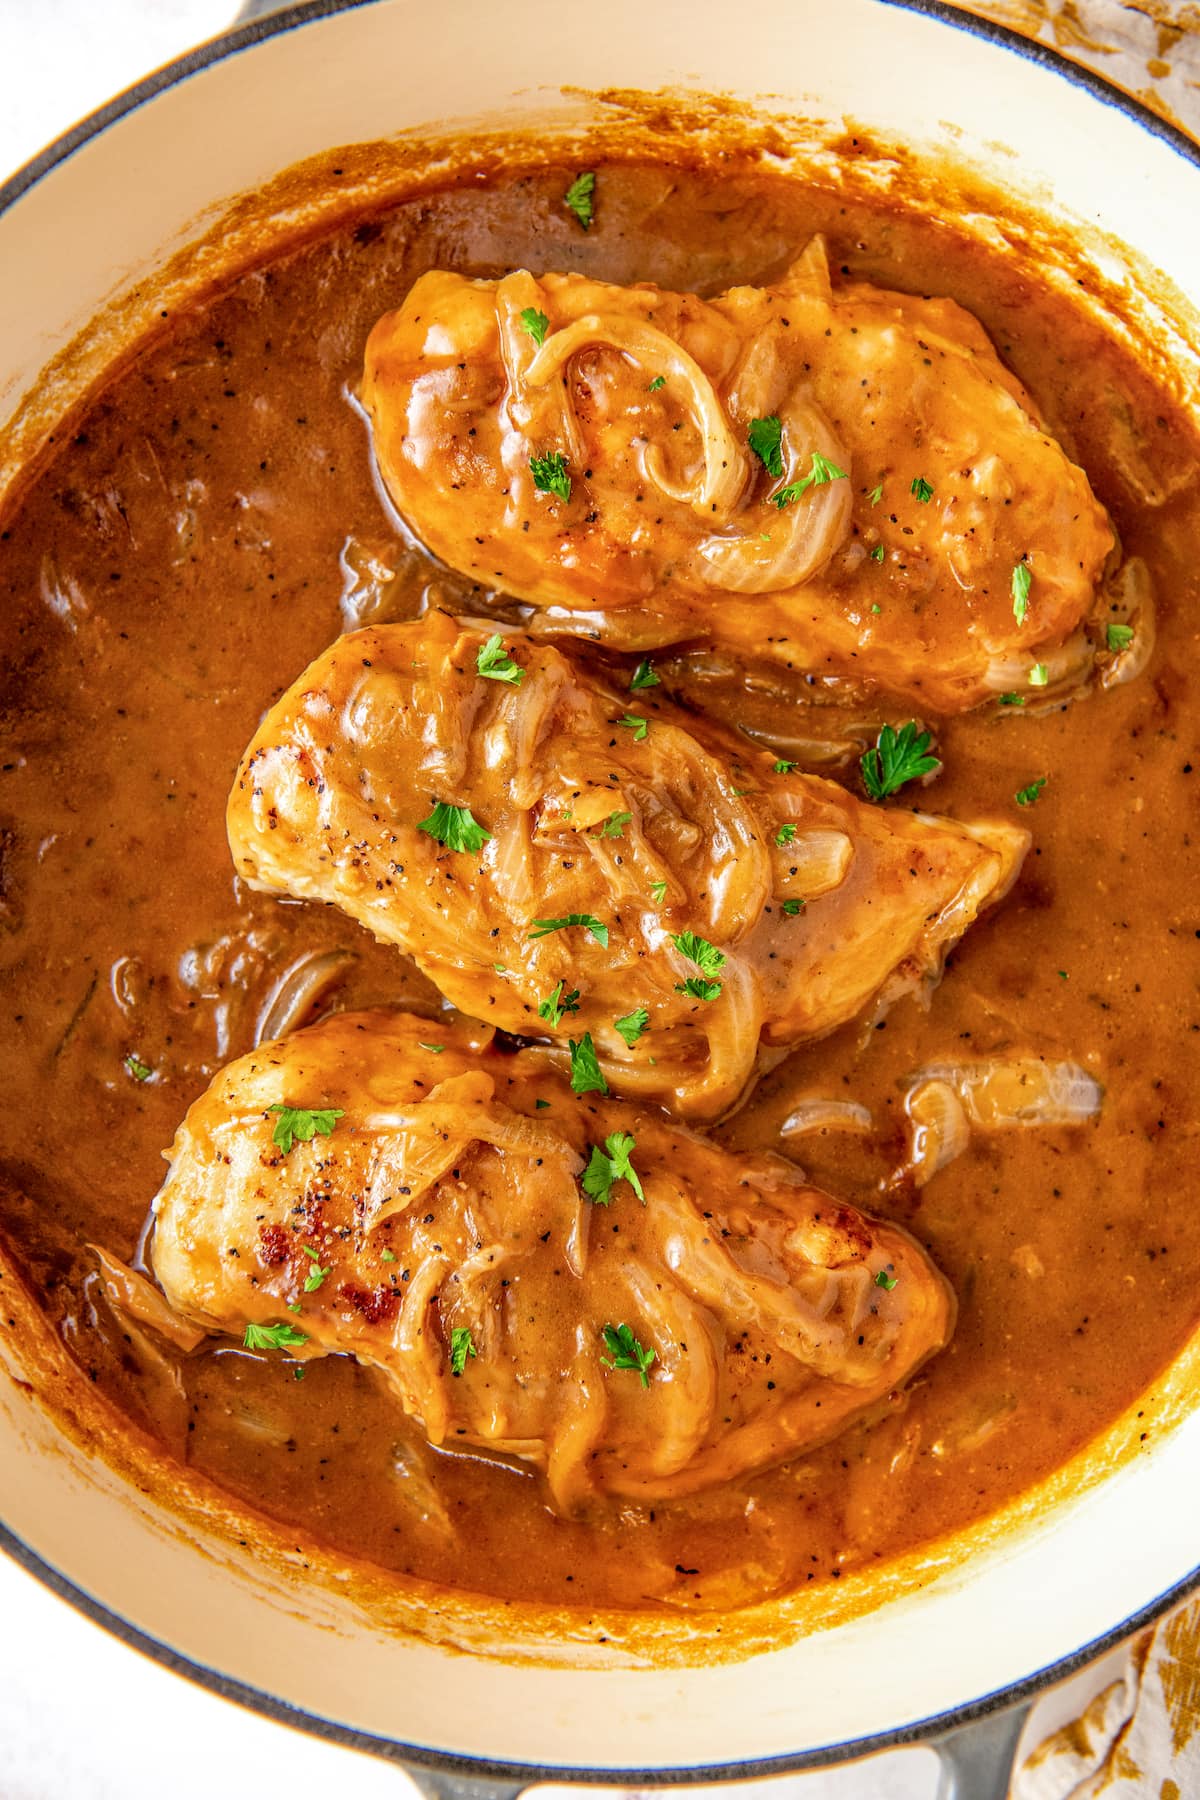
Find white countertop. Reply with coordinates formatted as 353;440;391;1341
0;3;1153;1794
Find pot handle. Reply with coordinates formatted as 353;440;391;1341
404;1769;525;1800
932;1698;1032;1800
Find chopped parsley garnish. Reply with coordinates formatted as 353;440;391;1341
301;1246;331;1293
618;713;649;741
568;1033;608;1096
449;1327;477;1376
124;1053;152;1082
244;1320;308;1351
1011;561;1032;624
520;306;550;347
773;451;849;509
630;657;660;690
563;171;596;230
268;1104;345;1157
649;880;668;904
773;759;796;775
476;633;524;685
775;823;797;847
596;810;632;839
671;931;726;980
869;543;886;564
1029;663;1050;688
582;1132;645;1206
600;1322;656;1388
747;414;784;477
381;1248;397;1262
1107;622;1135;652
293;1367;306;1380
860;722;940;800
867;481;884;505
871;603;883;614
874;1269;899;1292
910;475;935;504
529;913;609;947
647;375;666;393
614;1006;649;1047
530;451;571;502
538;980;581;1027
998;693;1026;707
1015;778;1047;807
676;977;722;1001
780;898;805;916
418;1041;445;1054
417;800;491;854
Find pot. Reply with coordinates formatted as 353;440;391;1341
1;3;1198;1795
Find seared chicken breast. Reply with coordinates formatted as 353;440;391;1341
362;238;1125;711
228;614;1027;1120
151;1011;955;1507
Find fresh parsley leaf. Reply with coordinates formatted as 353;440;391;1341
630;657;660;690
871;602;883;614
773;759;796;775
520;306;549;347
1107;622;1135;652
860;722;940;800
1015;778;1047;807
244;1320;308;1350
671;931;726;980
476;633;524;685
301;1246;331;1293
867;481;884;505
748;415;784;477
998;693;1026;707
530;451;571;502
582;1131;646;1207
568;1033;608;1096
418;1041;445;1055
773;451;849;509
124;1053;152;1082
529;913;609;947
648;375;666;393
649;880;668;905
780;898;804;916
869;543;886;564
563;171;595;230
614;1006;649;1047
1029;663;1050;688
417;800;491;854
268;1104;345;1157
675;976;723;1001
287;1300;302;1313
538;980;581;1027
596;810;632;839
380;1248;397;1262
619;713;649;741
775;823;797;847
1011;561;1032;624
910;475;935;503
449;1326;477;1376
599;1322;656;1388
293;1367;306;1380
874;1269;899;1292
535;1098;551;1109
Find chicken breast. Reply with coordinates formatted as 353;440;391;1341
151;1010;955;1507
228;614;1028;1120
362;238;1124;712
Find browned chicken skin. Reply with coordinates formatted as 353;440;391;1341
362;238;1128;712
227;613;1028;1121
150;1011;955;1507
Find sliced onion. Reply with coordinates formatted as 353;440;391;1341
392;1439;457;1545
255;949;356;1046
777;829;854;898
903;1080;971;1189
781;1097;874;1138
1099;556;1156;691
90;1245;207;1352
914;1058;1103;1128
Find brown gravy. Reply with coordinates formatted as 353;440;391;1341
2;159;1200;1614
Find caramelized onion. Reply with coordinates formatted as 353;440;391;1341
781;1098;874;1138
90;1245;207;1352
255;949;356;1046
902;1080;971;1189
916;1058;1103;1128
1099;556;1156;691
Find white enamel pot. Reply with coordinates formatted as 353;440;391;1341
2;3;1198;1795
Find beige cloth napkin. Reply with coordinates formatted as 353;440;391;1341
1014;1598;1200;1797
